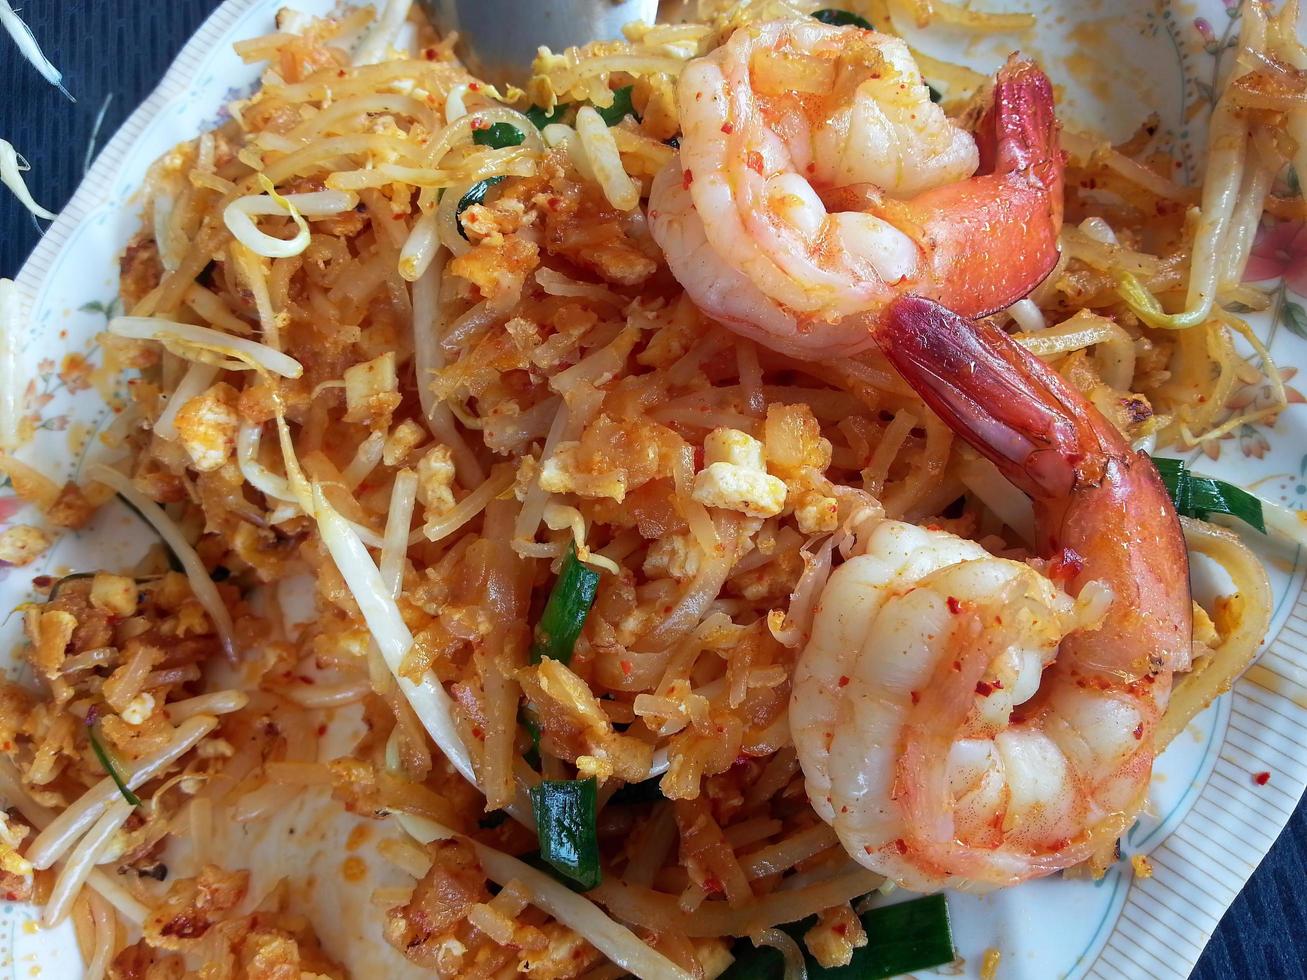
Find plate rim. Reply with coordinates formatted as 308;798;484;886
8;2;1307;978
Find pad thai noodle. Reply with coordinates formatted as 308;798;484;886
1;0;1304;976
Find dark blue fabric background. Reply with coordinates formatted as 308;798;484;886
0;2;1304;976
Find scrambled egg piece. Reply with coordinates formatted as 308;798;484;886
343;352;401;429
539;445;626;500
174;382;240;472
537;416;677;502
805;903;868;969
692;428;787;518
794;488;839;534
0;525;51;566
0;812;31;878
382;419;427;467
643;532;701;581
417;445;456;520
89;572;139;617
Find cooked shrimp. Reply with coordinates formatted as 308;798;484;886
791;297;1191;891
648;18;1064;359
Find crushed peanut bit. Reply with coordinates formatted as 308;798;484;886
0;525;53;566
1130;853;1154;879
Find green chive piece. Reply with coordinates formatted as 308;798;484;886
812;9;874;30
88;729;142;807
529;777;601;890
529;543;601;665
594;85;637;126
526;103;569;129
455;175;506;241
1151;456;1267;533
472;122;525;149
720;893;955;980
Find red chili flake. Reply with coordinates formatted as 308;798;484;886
1254;771;1271;786
471;116;488;130
746;151;765;174
424;48;437;60
1133;723;1144;740
910;691;920;705
975;681;994;697
838;675;850;687
703;875;724;894
620;659;633;676
547;196;562;209
721;122;734;134
946;596;962;614
806;162;816;174
337;69;347;77
894;838;908;854
834;923;848;936
952;660;962;672
468;82;480;91
298;674;316;685
316;723;328;736
682;169;694;190
471;726;484;741
1050;548;1086;581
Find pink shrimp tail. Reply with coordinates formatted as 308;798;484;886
975;56;1063;194
912;57;1065;318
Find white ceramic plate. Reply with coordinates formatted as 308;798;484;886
3;2;1306;977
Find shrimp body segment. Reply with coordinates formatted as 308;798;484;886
648;19;1064;359
791;298;1191;891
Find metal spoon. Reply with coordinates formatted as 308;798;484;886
418;0;660;85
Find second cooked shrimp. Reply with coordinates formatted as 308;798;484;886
648;18;1064;359
791;297;1191;891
